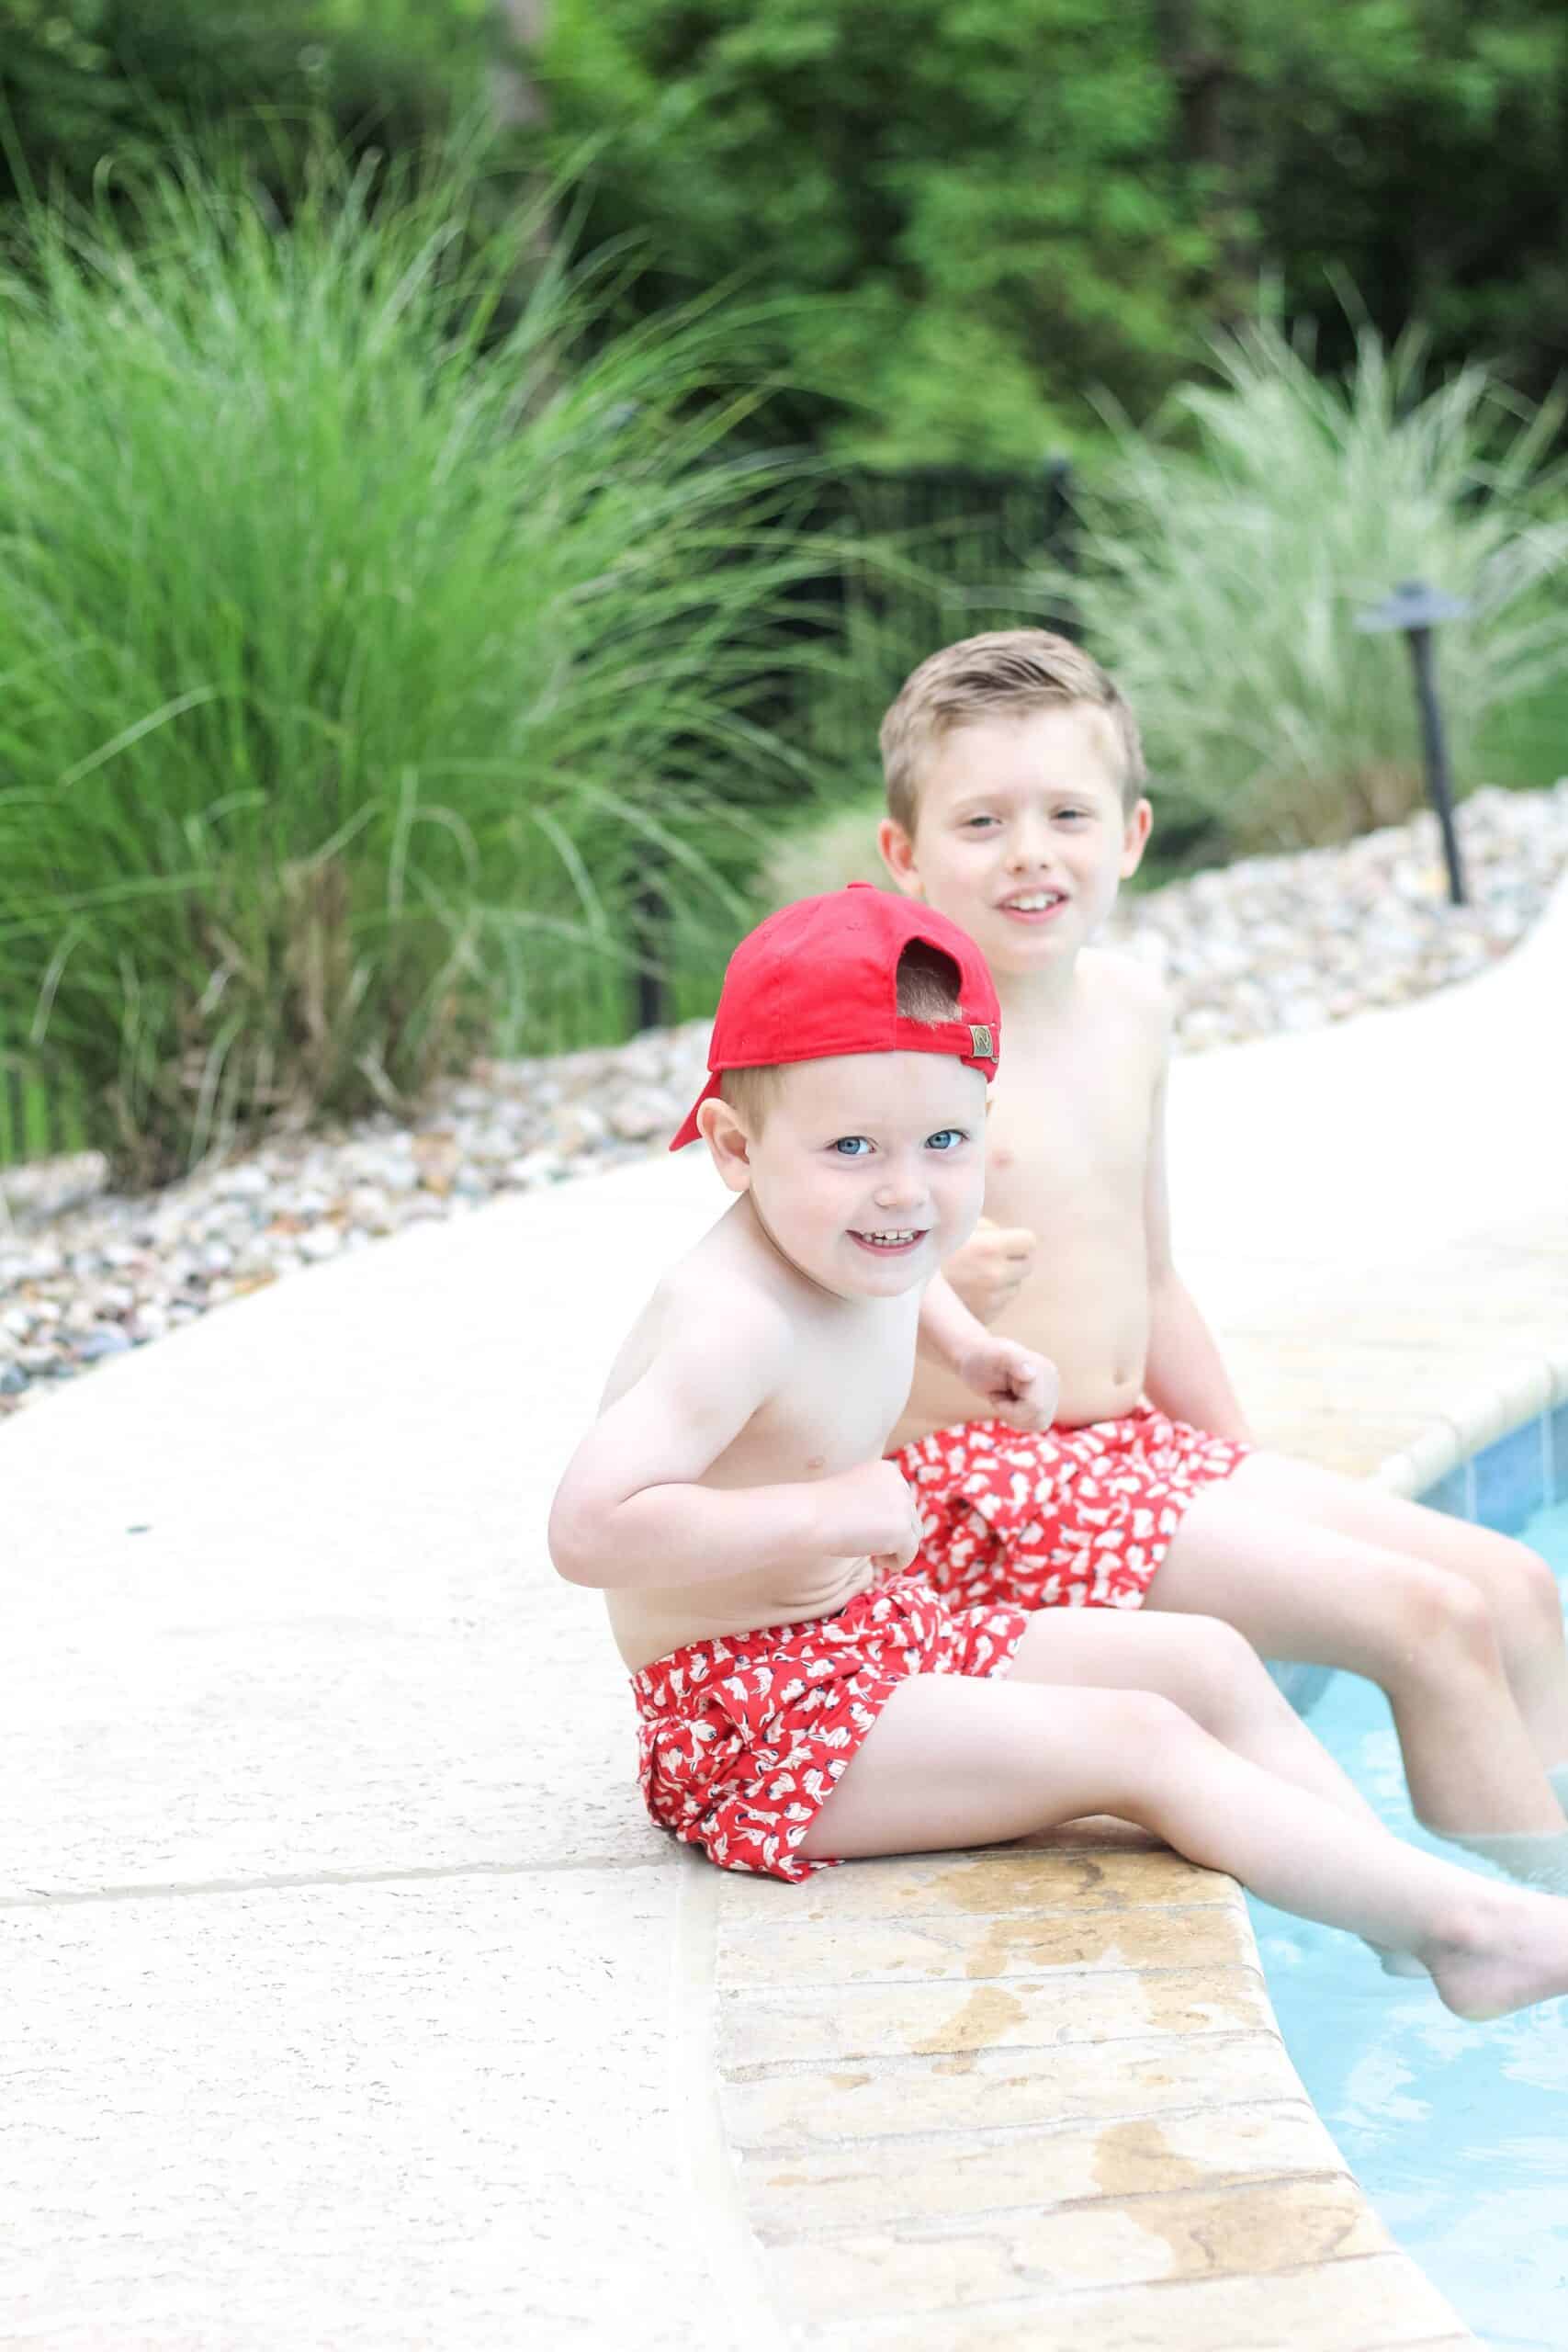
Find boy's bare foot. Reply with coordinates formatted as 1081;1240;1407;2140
1421;1887;1568;2020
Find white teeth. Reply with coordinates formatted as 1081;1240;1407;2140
855;1229;919;1247
1005;891;1063;910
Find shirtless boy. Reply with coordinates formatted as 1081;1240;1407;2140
549;882;1568;2016
879;628;1568;1885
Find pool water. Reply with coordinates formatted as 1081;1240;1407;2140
1249;1494;1568;2352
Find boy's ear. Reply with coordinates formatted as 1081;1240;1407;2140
878;816;924;899
1119;797;1154;882
697;1094;754;1193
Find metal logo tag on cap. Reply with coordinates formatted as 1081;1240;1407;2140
969;1023;994;1059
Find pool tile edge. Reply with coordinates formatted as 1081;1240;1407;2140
1388;1352;1568;1528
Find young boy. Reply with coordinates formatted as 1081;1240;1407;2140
878;629;1568;1885
549;882;1568;2016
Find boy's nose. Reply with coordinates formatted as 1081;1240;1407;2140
873;1158;925;1211
1006;820;1053;870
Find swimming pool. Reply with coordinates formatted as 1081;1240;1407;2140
1250;1485;1568;2352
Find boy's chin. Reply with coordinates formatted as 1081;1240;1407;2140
837;1239;935;1295
982;922;1079;973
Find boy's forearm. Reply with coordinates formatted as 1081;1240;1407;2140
1143;1273;1253;1444
552;1476;853;1592
917;1272;989;1373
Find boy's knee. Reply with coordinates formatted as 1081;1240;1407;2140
1164;1612;1266;1719
1179;1612;1261;1678
1393;1565;1498;1672
1493;1537;1562;1638
1095;1687;1213;1822
1111;1688;1202;1775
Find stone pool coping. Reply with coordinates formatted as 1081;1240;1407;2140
4;873;1564;2348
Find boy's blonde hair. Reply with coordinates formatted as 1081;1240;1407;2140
880;628;1146;832
720;940;960;1134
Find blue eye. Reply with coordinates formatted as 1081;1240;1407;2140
831;1136;874;1157
962;815;998;830
926;1128;967;1151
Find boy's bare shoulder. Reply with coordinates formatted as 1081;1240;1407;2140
601;1222;796;1414
650;1227;799;1362
1079;944;1174;1046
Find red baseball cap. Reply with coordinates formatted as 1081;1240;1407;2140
671;885;1000;1149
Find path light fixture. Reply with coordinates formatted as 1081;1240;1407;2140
1355;580;1472;906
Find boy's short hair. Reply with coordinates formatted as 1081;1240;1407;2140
880;628;1147;831
720;939;961;1133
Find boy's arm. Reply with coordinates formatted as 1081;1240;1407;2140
1140;1052;1254;1444
918;1274;1058;1431
548;1306;918;1590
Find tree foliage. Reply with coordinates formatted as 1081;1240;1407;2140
538;0;1568;461
538;0;1210;463
0;3;491;209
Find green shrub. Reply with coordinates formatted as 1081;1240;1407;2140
0;154;828;1180
1042;324;1568;850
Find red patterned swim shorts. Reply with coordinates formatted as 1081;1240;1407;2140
632;1572;1030;1883
894;1408;1249;1613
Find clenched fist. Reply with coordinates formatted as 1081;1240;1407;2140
956;1339;1059;1432
942;1216;1037;1326
818;1458;924;1576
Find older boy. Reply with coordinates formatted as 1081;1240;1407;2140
548;884;1568;2013
879;628;1568;1883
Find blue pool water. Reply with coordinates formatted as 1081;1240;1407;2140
1249;1493;1568;2352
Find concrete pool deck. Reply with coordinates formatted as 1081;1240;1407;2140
5;876;1565;2349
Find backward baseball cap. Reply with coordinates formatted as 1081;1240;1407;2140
670;884;1000;1149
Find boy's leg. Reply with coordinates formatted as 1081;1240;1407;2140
1000;1606;1382;1826
1218;1451;1568;1768
795;1669;1568;2020
1002;1606;1415;1973
1145;1464;1565;1836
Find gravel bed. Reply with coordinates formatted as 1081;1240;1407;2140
3;781;1565;1420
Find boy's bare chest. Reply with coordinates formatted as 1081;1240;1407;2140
726;1316;917;1481
985;1050;1151;1225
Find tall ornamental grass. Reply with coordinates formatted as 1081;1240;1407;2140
0;158;825;1181
1044;326;1568;850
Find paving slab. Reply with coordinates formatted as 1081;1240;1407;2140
736;2099;1335;2234
721;2032;1307;2150
5;1868;742;2352
763;2172;1391;2319
717;1964;1280;2071
804;2250;1465;2349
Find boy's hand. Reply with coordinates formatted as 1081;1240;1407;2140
942;1217;1037;1326
819;1459;923;1576
957;1339;1059;1432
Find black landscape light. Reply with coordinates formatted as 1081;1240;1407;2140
1355;579;1472;906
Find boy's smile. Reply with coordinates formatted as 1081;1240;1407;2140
880;705;1152;982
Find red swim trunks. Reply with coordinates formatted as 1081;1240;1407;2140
894;1408;1249;1613
632;1572;1030;1883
